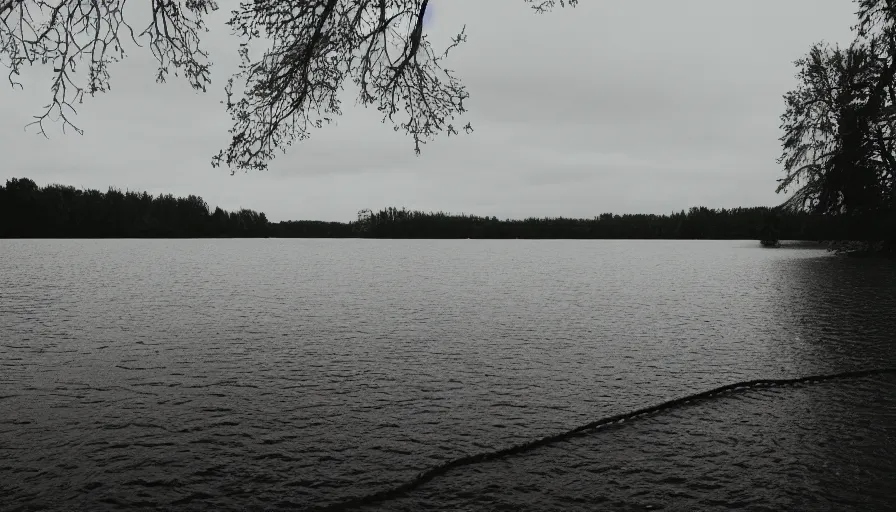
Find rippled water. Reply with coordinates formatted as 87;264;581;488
364;374;896;512
1;239;895;511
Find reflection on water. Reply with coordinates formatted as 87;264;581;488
0;239;894;511
768;254;896;372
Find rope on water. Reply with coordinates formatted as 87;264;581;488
313;366;896;511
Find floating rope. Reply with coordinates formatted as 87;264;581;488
313;367;896;511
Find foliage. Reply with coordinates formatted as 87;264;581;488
777;0;896;248
2;177;855;240
0;0;576;172
0;177;270;237
777;41;892;215
354;206;849;241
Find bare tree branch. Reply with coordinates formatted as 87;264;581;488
1;0;216;137
1;0;576;173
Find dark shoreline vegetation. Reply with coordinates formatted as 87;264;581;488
0;177;892;245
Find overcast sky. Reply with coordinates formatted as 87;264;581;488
1;0;857;222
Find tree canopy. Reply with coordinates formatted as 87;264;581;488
1;176;853;241
0;0;576;172
778;0;896;231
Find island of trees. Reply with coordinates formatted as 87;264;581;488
0;177;879;242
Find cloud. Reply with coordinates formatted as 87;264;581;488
0;0;858;222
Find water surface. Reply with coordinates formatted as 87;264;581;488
1;240;894;510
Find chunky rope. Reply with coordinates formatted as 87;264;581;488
313;367;896;511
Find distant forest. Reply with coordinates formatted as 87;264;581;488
0;177;877;240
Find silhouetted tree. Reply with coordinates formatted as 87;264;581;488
777;0;896;251
0;0;576;172
354;206;834;241
777;42;892;217
1;177;848;240
0;178;270;238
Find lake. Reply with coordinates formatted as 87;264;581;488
1;239;895;511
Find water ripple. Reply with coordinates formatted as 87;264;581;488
1;239;895;511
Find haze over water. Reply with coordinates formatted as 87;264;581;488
1;239;895;510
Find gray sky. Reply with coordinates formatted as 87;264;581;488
1;0;857;222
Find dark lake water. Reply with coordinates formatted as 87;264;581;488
1;239;895;511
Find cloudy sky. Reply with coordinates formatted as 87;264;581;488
1;0;856;222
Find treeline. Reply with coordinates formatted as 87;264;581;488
0;177;877;240
0;178;270;238
354;207;861;240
